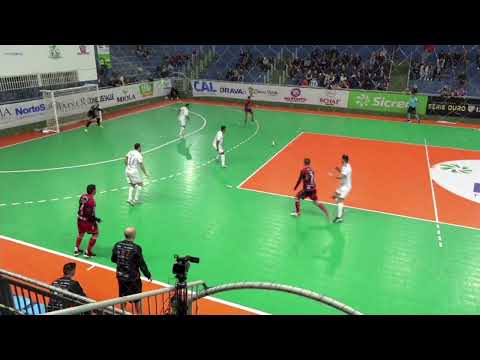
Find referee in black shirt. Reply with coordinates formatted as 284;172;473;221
111;227;151;314
47;262;86;312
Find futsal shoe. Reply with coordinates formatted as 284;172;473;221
74;249;83;257
290;212;300;217
134;200;143;205
333;217;343;223
127;200;135;206
84;251;96;258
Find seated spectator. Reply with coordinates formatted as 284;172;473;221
310;78;318;87
47;262;87;312
306;69;313;82
440;85;451;97
301;78;309;86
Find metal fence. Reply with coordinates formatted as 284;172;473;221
46;280;207;315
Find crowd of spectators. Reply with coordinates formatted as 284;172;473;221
135;45;152;60
225;50;274;82
410;49;468;82
287;48;391;90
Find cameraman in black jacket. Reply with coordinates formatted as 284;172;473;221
111;227;151;314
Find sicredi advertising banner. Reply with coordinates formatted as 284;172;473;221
190;80;350;108
0;79;171;130
347;90;428;115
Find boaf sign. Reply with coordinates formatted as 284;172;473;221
430;159;480;204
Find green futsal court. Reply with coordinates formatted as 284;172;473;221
1;101;480;314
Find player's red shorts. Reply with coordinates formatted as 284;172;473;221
77;219;98;235
245;107;253;113
296;189;318;201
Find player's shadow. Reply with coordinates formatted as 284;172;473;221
177;138;193;160
293;217;346;276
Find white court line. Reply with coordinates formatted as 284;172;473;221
0;107;206;174
87;265;95;271
237;132;304;189
237;186;480;232
189;99;480;132
0;102;175;151
301;131;480;153
424;138;443;247
0;109;261;209
0;234;268;315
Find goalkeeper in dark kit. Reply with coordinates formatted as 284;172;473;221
85;102;104;132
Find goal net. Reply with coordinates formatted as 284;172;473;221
40;84;102;133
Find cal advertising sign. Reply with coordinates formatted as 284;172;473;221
191;80;349;108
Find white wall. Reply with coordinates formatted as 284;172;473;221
0;45;98;81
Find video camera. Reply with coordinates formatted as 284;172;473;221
172;255;200;283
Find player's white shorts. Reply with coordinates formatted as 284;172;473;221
126;170;143;185
179;117;186;127
212;143;224;154
336;185;351;199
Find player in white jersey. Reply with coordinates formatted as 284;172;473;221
212;125;227;168
125;143;149;206
332;154;352;223
178;104;190;137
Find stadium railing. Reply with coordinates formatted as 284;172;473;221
0;268;125;315
46;280;206;315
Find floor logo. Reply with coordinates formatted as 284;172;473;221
431;160;480;203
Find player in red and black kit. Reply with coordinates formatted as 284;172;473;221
74;184;101;258
244;96;254;125
291;158;330;220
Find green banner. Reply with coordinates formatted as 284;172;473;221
97;45;112;69
347;90;428;115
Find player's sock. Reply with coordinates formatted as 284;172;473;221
87;236;97;253
97;119;101;127
337;202;344;218
316;201;330;220
295;200;301;214
134;186;142;202
220;154;226;167
128;186;135;202
76;235;84;249
416;114;420;122
86;121;92;128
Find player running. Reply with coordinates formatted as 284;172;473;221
125;143;149;206
75;184;101;258
178;103;190;137
332;154;352;224
84;102;103;132
212;125;227;168
291;158;330;220
244;96;254;125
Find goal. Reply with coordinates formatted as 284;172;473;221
40;84;102;133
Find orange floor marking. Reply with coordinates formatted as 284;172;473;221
241;133;435;221
0;237;257;315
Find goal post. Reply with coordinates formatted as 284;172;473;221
40;84;102;133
